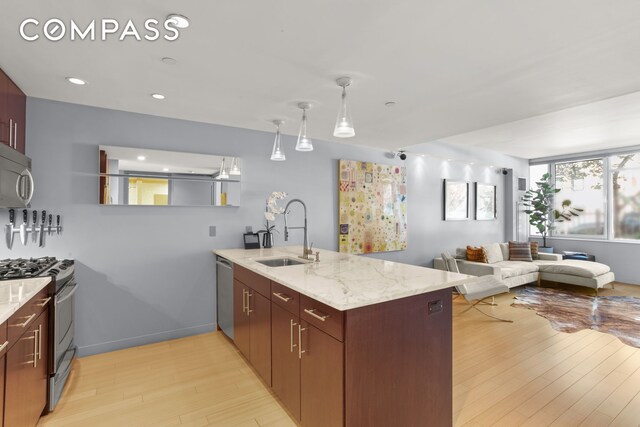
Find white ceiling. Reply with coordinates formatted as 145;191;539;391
3;1;640;158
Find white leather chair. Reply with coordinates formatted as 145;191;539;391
441;252;513;323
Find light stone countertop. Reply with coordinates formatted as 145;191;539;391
213;246;471;311
0;277;52;325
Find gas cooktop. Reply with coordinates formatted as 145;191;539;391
0;257;72;281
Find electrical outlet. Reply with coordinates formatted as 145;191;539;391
209;226;216;237
245;226;253;233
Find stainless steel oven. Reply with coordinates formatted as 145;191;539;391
40;260;77;411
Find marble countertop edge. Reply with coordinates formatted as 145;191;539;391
0;277;52;325
213;246;471;311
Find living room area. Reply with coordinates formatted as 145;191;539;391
433;95;640;424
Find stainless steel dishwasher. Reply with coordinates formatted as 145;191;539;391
216;256;234;339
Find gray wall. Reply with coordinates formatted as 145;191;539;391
0;98;527;356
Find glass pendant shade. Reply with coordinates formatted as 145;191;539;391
218;157;229;179
270;124;286;161
295;108;313;152
229;157;241;175
334;86;355;138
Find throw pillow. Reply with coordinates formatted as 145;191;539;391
530;242;539;260
466;246;487;263
482;243;504;264
509;241;532;262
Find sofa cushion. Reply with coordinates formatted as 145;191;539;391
466;246;487;263
509;241;533;262
483;243;504;264
535;260;610;278
455;247;467;259
499;243;510;261
493;261;539;279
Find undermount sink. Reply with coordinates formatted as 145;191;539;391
255;257;308;267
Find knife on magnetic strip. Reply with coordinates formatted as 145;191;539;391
5;209;15;249
39;210;46;248
32;210;38;243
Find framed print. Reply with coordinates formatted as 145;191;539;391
475;183;497;220
443;180;469;220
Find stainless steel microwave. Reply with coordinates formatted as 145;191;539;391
0;143;34;208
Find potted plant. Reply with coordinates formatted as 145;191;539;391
522;173;583;252
258;191;287;248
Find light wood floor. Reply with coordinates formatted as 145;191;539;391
38;282;640;427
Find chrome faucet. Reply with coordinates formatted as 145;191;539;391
283;198;313;260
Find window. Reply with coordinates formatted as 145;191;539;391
553;159;605;238
611;153;640;239
530;149;640;242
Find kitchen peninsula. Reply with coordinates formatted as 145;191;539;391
214;246;469;427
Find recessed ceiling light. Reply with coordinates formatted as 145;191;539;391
163;168;169;172
151;93;165;100
161;57;177;65
166;14;190;28
66;77;86;85
137;155;146;161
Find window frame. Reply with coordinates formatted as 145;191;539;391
530;149;640;243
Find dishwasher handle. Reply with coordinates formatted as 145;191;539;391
216;258;233;270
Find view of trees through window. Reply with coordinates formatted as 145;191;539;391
554;159;605;237
529;152;640;241
611;153;640;239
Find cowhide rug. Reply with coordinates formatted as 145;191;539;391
512;287;640;348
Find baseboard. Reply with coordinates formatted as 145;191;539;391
77;323;217;357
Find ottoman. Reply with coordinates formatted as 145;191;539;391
534;259;615;295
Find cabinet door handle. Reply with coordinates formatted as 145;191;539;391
9;119;13;148
273;292;291;302
0;341;8;353
33;328;39;368
14;121;17;149
298;324;306;359
290;319;297;352
13;313;36;328
37;324;42;360
242;289;247;315
304;308;330;322
247;292;254;315
36;297;52;307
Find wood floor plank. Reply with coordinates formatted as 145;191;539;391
38;282;640;427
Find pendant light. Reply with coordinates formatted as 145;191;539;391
295;102;313;152
270;120;286;161
229;157;241;176
218;157;229;179
333;76;355;138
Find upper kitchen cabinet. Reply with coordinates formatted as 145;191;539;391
0;68;27;154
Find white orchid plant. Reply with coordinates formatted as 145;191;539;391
259;192;288;239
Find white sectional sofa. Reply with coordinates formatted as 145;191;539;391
434;242;615;294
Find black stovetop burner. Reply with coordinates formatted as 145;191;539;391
0;257;58;280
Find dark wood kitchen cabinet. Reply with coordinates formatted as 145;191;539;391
233;266;271;386
271;282;343;427
271;302;301;420
0;68;27;154
232;267;453;427
3;284;52;427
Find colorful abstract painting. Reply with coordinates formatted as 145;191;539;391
338;160;407;254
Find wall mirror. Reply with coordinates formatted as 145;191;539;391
98;145;241;207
